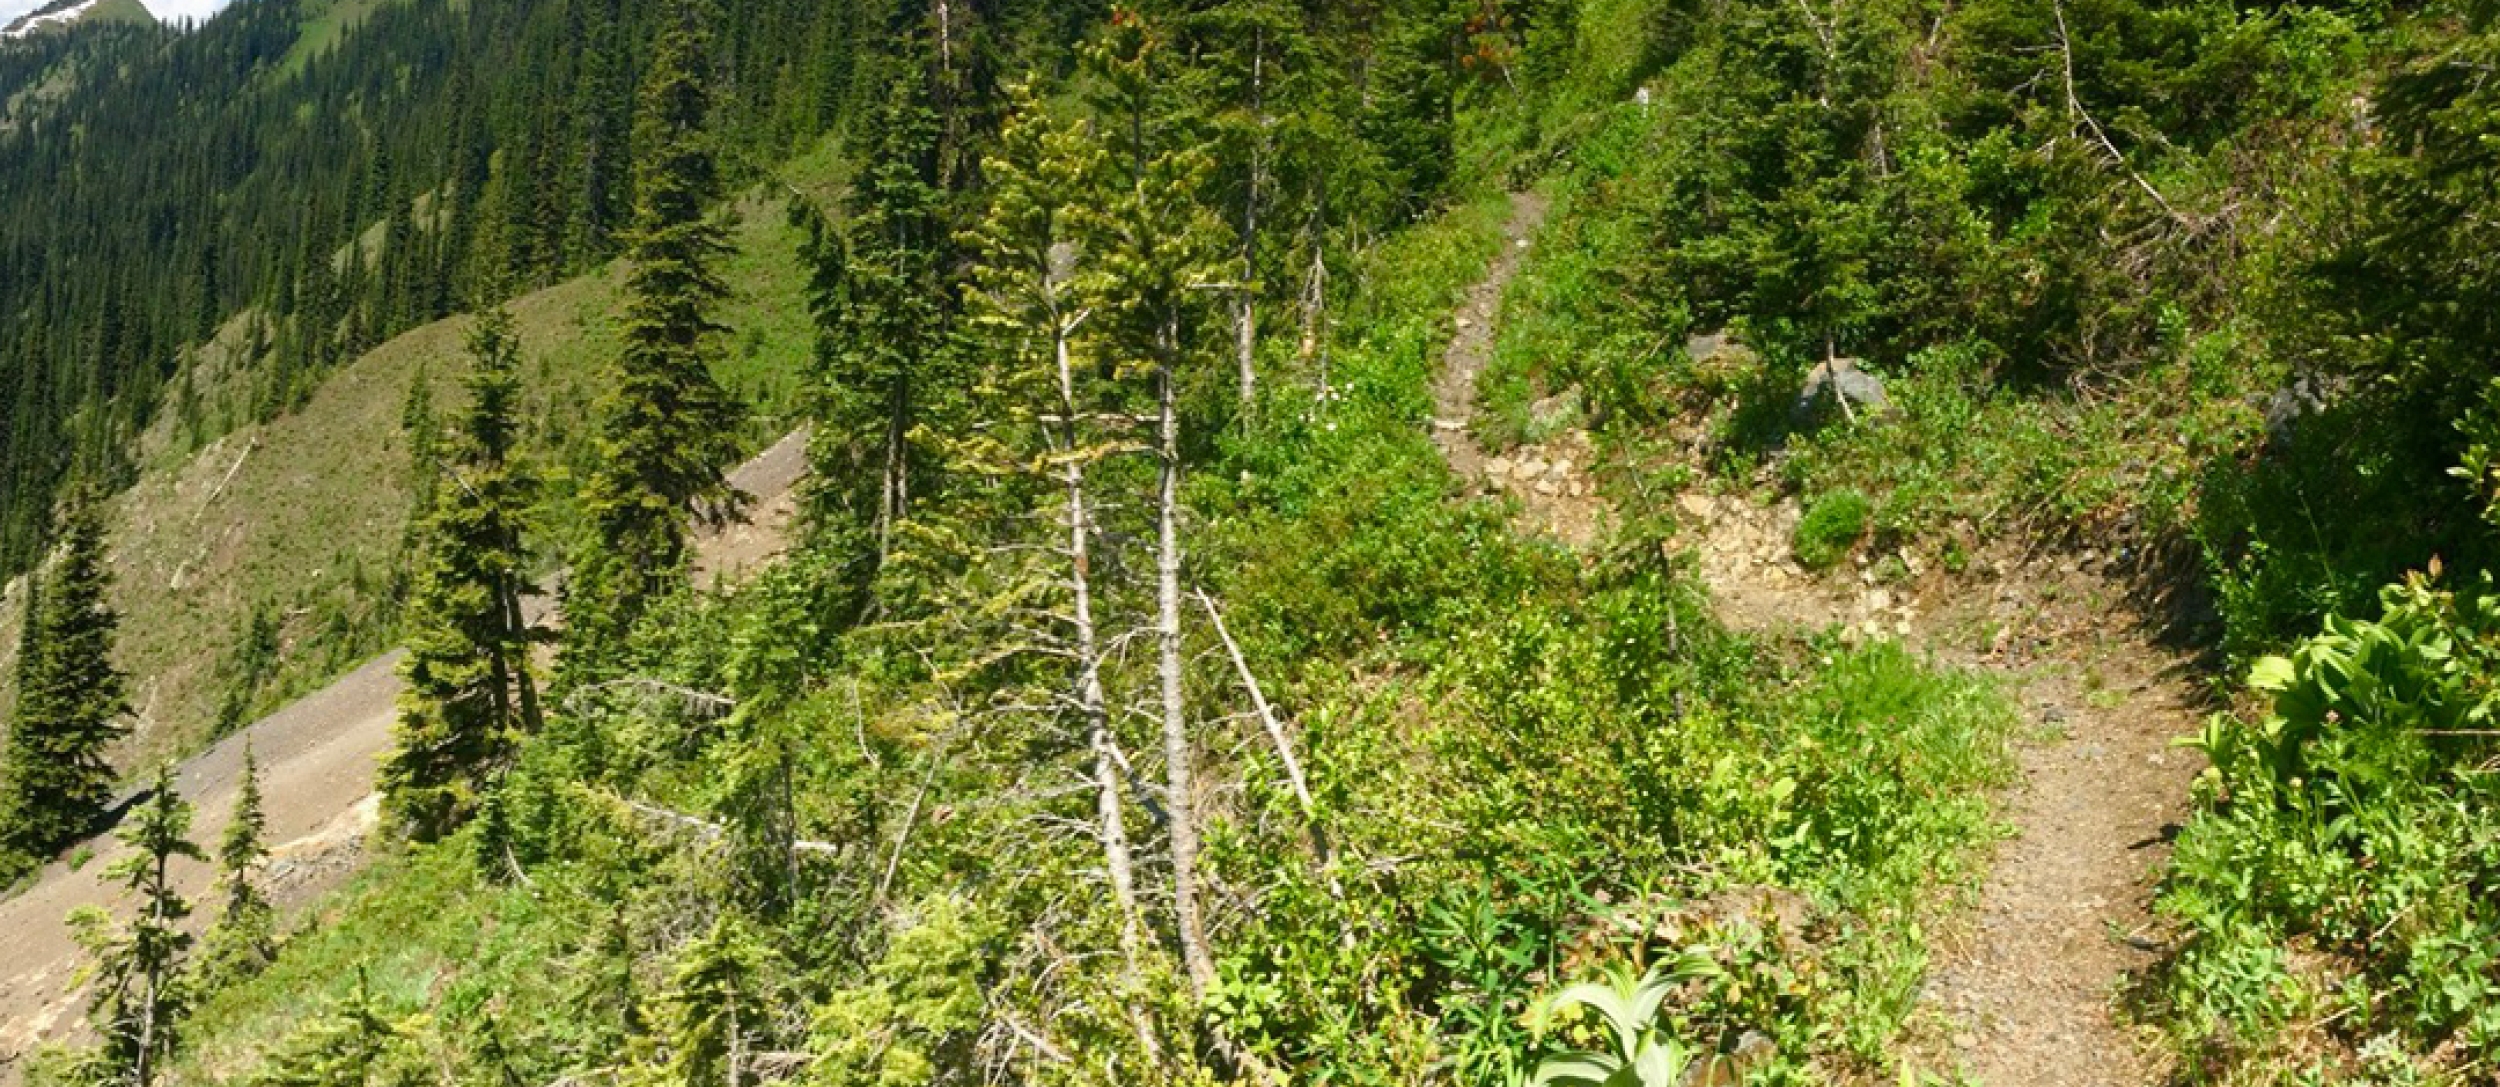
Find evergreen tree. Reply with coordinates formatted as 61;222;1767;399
804;25;971;619
646;915;764;1087
954;84;1158;1019
197;742;277;989
252;971;421;1087
67;766;205;1087
570;0;748;659
1086;10;1232;1002
0;494;130;873
562;907;645;1073
382;307;541;841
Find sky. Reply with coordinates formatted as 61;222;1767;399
144;0;236;25
0;0;56;28
2;0;233;32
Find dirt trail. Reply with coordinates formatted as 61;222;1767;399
1681;496;2202;1085
1435;196;2200;1084
0;428;808;1074
1433;193;1615;548
1427;194;1544;481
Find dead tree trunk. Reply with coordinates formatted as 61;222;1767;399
1155;319;1218;999
877;379;910;570
1234;28;1268;411
1052;296;1145;964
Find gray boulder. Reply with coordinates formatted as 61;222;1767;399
2262;373;2343;454
1792;358;1894;429
1525;385;1586;439
1687;331;1755;368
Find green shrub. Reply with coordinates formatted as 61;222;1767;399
2154;573;2500;1072
1792;490;1870;569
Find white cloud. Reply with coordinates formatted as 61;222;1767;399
0;0;54;26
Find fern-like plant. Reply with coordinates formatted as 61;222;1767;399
1524;953;1721;1087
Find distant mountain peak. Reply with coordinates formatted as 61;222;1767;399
1;0;225;36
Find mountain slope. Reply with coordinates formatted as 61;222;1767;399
0;0;150;39
0;430;805;1076
0;186;815;774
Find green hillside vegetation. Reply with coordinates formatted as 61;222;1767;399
82;0;150;25
0;184;816;766
6;0;2500;1080
0;0;930;581
278;0;403;75
155;178;2023;1087
1471;0;2500;1076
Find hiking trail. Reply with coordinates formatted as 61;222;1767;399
1437;192;2203;1086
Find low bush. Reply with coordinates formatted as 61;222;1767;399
1792;490;1870;570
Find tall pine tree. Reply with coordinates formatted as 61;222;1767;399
804;26;964;619
570;0;747;659
1087;9;1232;1002
0;493;130;875
383;307;542;841
648;915;764;1087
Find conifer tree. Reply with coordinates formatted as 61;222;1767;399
567;0;637;266
1174;0;1346;409
567;907;645;1070
198;742;276;988
0;494;130;872
383;307;541;841
957;84;1152;994
1087;12;1232;1001
68;766;205;1087
805;35;960;614
254;970;418;1087
649;915;764;1087
571;0;747;656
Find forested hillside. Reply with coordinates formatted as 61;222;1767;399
0;0;1077;578
4;0;2500;1082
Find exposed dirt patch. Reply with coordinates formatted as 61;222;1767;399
693;427;808;590
1482;430;1609;548
0;432;808;1076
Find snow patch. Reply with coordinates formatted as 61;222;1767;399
1;0;103;37
0;0;234;35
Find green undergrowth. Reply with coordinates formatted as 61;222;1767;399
2146;574;2500;1082
149;185;2017;1085
1792;490;1872;571
1460;0;2493;666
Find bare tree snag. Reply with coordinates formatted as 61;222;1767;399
1155;321;1218;999
2052;0;2186;226
1196;587;1346;919
1235;27;1269;410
